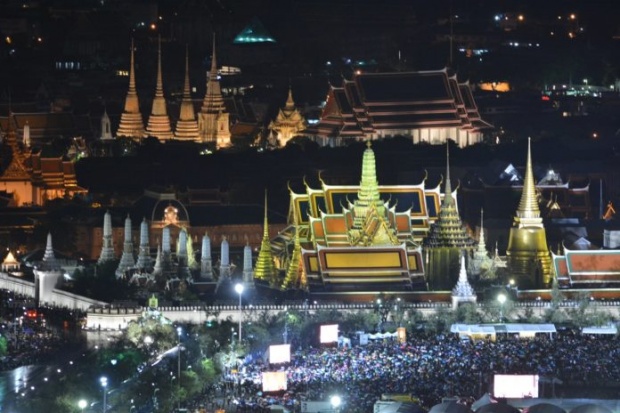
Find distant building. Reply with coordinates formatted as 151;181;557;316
0;115;87;206
268;87;307;147
198;38;231;148
308;68;492;147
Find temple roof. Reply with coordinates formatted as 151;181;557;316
309;68;492;138
554;249;620;285
234;17;276;44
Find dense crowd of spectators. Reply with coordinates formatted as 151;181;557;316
0;290;84;372
230;332;620;412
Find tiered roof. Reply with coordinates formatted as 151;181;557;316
199;37;229;141
145;37;173;140
424;145;475;249
117;39;145;139
254;193;277;285
553;249;620;286
310;68;492;140
279;142;429;288
268;87;306;145
1;113;30;181
452;255;476;302
174;47;200;141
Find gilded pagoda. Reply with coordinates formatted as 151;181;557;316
116;39;145;139
506;139;552;288
272;141;457;291
423;144;475;290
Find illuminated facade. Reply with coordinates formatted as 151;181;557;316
268;87;307;147
0;115;86;206
506;139;552;289
116;39;146;140
145;37;174;141
198;38;231;148
272;142;458;291
423;145;475;290
174;48;200;141
309;68;492;147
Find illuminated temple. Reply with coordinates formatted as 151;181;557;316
309;68;492;147
271;142;456;291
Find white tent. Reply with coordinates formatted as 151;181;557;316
581;324;617;335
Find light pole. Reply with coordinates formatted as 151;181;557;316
235;283;244;344
497;293;507;323
99;376;107;413
177;326;182;411
78;399;87;413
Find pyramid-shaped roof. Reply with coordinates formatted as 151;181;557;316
234;17;276;44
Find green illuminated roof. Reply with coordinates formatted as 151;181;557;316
233;17;276;44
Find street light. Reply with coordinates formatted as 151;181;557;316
330;395;342;413
497;293;507;322
99;376;107;413
78;399;87;413
177;326;182;411
235;283;244;344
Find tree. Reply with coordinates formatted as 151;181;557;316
427;305;454;334
454;303;483;324
543;278;567;323
125;312;177;357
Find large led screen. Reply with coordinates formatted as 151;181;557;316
262;371;287;392
320;324;339;344
269;344;291;364
493;374;539;398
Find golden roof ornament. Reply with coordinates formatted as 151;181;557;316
516;137;541;220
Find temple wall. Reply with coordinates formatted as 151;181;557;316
84;301;620;331
0;272;106;311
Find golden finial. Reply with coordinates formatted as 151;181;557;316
516;137;540;219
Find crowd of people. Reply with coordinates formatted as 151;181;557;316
228;332;620;412
0;290;84;372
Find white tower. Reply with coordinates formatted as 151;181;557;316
242;241;254;285
116;214;136;278
200;232;214;280
100;110;113;140
98;211;115;264
33;233;63;306
219;236;231;279
136;218;152;270
451;254;477;309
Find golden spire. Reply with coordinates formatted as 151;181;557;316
443;142;453;206
175;44;200;141
423;141;474;249
201;34;225;115
254;190;277;284
357;140;382;209
145;35;173;140
117;38;145;139
285;86;295;111
128;38;137;103
283;215;306;290
199;33;230;147
516;137;540;220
